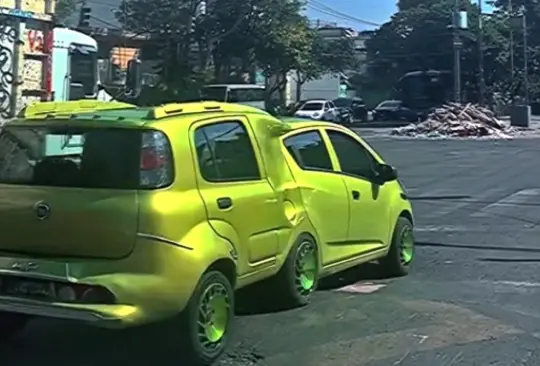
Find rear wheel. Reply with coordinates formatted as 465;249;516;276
379;217;414;277
274;234;319;307
0;312;29;342
180;271;234;365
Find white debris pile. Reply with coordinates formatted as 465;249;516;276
391;103;513;138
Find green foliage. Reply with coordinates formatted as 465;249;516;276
114;0;355;105
55;0;77;22
363;0;522;103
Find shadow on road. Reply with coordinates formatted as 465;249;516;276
317;263;391;291
417;241;540;253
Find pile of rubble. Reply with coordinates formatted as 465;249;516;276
391;103;514;138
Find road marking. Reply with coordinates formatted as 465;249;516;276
265;299;521;365
412;188;504;219
472;189;540;222
335;282;386;294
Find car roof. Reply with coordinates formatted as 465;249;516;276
12;101;271;127
302;100;328;104
203;84;265;89
279;117;343;130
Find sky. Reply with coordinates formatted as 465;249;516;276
305;0;495;31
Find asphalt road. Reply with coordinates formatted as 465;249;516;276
4;136;540;365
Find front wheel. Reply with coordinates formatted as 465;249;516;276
273;234;319;307
180;271;234;365
0;312;29;342
379;216;414;277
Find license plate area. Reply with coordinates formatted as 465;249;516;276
0;276;55;300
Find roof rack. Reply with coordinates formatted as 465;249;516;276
22;100;135;119
148;101;268;119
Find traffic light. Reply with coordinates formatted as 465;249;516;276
79;7;91;27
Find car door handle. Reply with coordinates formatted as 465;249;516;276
352;190;360;200
217;197;233;210
266;198;278;204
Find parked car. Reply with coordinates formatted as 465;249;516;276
0;101;415;365
372;100;423;122
333;97;368;121
294;99;338;121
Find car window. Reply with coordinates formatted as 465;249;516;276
328;102;336;109
377;101;400;109
300;102;323;111
326;130;377;179
194;121;261;182
324;103;329;110
283;131;333;171
333;98;351;107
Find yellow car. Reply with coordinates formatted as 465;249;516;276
0;101;414;365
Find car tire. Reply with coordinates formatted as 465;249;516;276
379;216;414;277
0;312;29;342
274;234;319;307
179;270;235;366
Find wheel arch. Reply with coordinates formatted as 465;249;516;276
206;257;237;289
398;209;414;226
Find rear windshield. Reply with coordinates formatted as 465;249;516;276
0;126;144;189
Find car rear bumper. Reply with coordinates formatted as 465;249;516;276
0;237;216;328
0;296;139;328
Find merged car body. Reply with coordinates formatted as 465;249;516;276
0;101;414;365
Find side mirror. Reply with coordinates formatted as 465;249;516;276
376;164;398;183
125;59;142;95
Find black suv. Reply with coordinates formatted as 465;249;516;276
333;97;368;121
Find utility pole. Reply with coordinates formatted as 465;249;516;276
477;0;485;105
509;0;515;99
522;12;529;104
452;0;463;103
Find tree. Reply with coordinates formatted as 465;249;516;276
55;0;77;22
292;33;356;100
364;0;510;103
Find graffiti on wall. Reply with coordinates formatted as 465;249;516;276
0;18;16;119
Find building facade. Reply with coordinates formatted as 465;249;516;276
0;0;55;121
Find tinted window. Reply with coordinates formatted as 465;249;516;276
327;130;377;179
333;98;352;107
228;88;265;102
283;131;333;171
70;47;97;96
0;126;144;189
300;102;323;111
194;121;260;182
377;101;401;109
201;86;227;101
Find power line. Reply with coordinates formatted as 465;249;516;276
307;0;381;27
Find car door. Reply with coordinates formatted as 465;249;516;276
324;128;393;250
328;101;338;120
192;117;283;276
322;102;331;120
282;129;350;266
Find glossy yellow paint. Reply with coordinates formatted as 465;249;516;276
22;100;136;119
0;104;412;328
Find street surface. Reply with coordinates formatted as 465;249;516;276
3;136;540;365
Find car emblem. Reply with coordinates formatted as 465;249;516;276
34;202;51;220
11;261;39;272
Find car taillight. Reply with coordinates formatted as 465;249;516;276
139;131;173;189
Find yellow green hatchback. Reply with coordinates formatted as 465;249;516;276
0;101;414;365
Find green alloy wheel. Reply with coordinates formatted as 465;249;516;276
198;282;230;347
400;225;414;265
295;240;318;296
380;216;415;277
275;234;319;307
181;270;234;366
